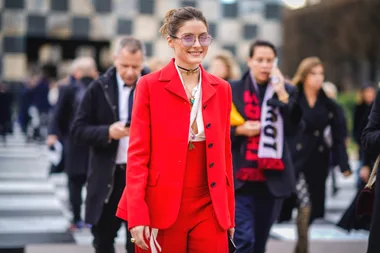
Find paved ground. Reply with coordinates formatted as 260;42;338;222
0;127;369;252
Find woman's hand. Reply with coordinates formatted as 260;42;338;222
130;225;150;250
359;166;370;183
228;228;235;239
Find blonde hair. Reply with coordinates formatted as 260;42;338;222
292;57;323;86
210;50;241;80
147;57;168;73
159;7;208;37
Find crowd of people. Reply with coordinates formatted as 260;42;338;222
2;6;379;253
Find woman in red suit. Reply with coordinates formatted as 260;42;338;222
116;6;235;253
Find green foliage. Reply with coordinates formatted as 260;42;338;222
337;91;357;134
337;91;359;157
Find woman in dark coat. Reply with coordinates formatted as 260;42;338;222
280;57;352;253
0;83;13;143
361;88;380;253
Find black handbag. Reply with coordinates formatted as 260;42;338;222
356;155;379;216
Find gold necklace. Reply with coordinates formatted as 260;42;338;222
183;84;198;106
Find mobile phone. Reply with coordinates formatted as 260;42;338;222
228;235;236;253
125;121;130;128
271;57;279;84
273;57;278;68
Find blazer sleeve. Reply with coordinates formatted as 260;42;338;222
124;77;151;229
362;89;380;155
330;102;351;173
225;85;235;228
70;82;111;147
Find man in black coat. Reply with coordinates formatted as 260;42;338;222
50;57;98;229
71;36;146;253
361;88;380;253
230;40;303;253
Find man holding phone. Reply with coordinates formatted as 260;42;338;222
71;36;147;253
229;40;303;253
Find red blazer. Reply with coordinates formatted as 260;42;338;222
116;59;235;230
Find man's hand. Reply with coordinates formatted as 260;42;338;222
46;135;58;146
108;121;129;140
360;166;371;183
271;67;289;103
130;225;150;250
236;121;261;137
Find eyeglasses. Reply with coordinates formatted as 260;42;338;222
170;33;213;47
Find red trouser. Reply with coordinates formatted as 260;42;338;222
136;141;228;253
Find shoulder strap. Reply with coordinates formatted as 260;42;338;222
366;155;380;189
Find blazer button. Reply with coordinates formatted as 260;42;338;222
328;112;334;119
314;130;320;137
203;104;207;110
296;143;302;151
112;105;117;110
105;85;108;89
209;162;215;168
206;123;211;129
210;182;216;188
318;145;324;152
107;184;111;188
208;143;213;148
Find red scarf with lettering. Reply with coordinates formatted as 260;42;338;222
235;77;284;182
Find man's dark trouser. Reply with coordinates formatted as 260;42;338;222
91;165;135;253
68;174;87;223
235;183;281;253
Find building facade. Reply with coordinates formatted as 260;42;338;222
1;0;284;82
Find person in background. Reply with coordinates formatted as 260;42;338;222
322;81;348;196
71;36;145;253
362;84;380;253
31;64;56;141
47;65;80;175
230;40;302;253
284;57;351;253
147;57;168;73
116;7;234;252
353;84;376;189
18;71;38;139
0;82;13;145
208;50;241;81
50;57;98;230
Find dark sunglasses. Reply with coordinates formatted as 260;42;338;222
170;33;213;47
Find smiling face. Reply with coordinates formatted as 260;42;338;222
167;19;209;69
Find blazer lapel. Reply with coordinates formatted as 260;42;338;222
201;66;218;106
160;60;219;105
161;59;188;102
